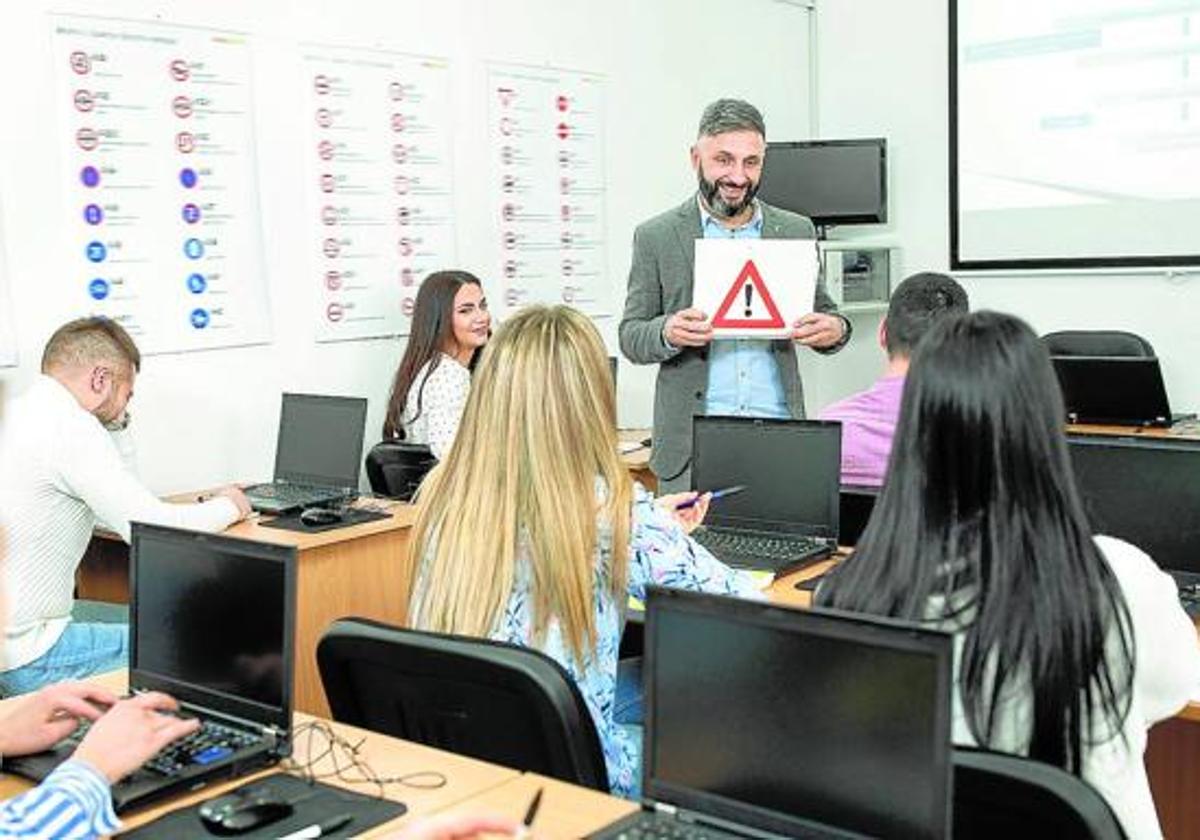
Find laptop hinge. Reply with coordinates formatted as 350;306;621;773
261;725;287;750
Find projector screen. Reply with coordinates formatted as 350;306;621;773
950;1;1200;270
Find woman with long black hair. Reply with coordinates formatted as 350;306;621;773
817;311;1200;839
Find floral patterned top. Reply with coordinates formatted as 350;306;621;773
459;483;763;796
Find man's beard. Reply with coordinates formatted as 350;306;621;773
697;169;759;219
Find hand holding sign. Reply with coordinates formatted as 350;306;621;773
693;240;819;339
792;312;846;348
664;307;713;347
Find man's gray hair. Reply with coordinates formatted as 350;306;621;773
697;99;766;139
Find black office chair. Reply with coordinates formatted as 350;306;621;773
952;747;1127;839
317;617;609;790
838;485;879;547
363;440;437;501
1042;330;1155;358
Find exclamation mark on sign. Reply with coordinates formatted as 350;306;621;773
744;283;753;317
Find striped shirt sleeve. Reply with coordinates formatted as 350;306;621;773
0;760;119;840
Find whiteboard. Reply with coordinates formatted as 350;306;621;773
951;0;1200;269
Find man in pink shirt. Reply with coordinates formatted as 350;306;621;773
819;273;968;487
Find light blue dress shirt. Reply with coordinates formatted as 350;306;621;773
699;202;789;418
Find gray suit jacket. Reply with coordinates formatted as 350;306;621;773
618;196;844;484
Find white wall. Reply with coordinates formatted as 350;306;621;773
808;0;1200;412
0;0;814;493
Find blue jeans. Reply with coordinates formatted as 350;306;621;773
0;622;128;696
615;657;644;725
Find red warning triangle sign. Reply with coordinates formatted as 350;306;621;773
711;259;786;329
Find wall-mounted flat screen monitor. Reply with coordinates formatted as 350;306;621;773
758;138;888;228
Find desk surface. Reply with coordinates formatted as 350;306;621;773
165;492;417;550
439;773;638;838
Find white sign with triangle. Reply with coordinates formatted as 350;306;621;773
692;239;820;339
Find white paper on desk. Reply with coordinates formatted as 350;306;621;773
692;239;819;339
617;441;643;454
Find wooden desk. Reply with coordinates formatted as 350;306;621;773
439;773;638;838
619;428;655;491
1067;421;1200;440
0;671;522;838
78;502;416;718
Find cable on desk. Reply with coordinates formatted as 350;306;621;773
283;720;448;799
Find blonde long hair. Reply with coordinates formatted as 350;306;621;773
406;305;632;664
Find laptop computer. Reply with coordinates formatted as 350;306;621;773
1068;433;1200;616
6;523;297;812
690;416;841;575
243;393;369;514
591;587;953;839
1051;355;1184;427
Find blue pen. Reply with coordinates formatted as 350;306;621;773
675;484;748;509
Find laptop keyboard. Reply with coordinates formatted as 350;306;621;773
601;812;744;840
64;717;261;778
244;482;342;506
694;529;829;567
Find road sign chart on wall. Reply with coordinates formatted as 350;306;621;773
51;15;271;354
303;45;456;342
488;63;608;316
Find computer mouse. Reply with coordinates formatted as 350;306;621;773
198;788;293;834
299;506;344;527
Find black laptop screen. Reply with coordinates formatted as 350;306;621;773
1051;356;1171;426
692;417;840;537
274;393;368;487
646;589;952;839
131;525;295;725
1068;434;1200;575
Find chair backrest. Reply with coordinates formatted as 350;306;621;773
952;747;1127;840
1042;330;1155;358
363;440;437;501
316;618;609;790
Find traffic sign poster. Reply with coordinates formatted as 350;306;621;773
51;15;271;354
488;63;608;317
302;45;456;343
692;239;819;339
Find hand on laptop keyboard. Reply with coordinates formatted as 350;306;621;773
71;692;201;783
0;681;118;757
209;485;252;520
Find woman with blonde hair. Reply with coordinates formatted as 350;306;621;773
406;305;760;797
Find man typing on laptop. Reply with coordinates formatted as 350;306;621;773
0;317;251;695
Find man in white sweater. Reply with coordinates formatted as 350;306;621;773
0;317;250;695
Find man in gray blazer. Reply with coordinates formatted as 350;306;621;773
619;99;850;493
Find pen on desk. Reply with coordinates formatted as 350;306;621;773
276;813;353;840
518;786;543;838
675;484;748;510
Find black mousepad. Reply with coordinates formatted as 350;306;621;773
120;772;406;838
258;508;391;534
